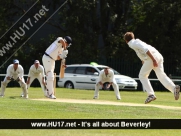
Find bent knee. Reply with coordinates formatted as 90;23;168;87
138;73;148;79
20;82;27;88
1;81;8;87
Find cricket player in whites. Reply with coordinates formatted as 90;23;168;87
21;60;46;97
42;36;72;99
93;67;121;100
0;59;28;98
124;32;180;104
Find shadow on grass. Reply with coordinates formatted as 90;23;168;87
9;96;22;99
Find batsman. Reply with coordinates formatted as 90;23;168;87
42;36;72;99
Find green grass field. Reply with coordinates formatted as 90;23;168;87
0;87;181;136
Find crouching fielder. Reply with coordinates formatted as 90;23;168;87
22;60;46;97
93;67;121;100
0;59;28;98
42;36;72;99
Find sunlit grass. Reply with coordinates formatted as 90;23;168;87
0;87;181;136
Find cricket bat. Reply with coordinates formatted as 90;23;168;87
60;59;66;78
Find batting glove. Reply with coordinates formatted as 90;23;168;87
59;54;67;59
59;50;68;59
63;50;68;56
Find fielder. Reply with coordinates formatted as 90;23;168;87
0;59;28;98
42;36;72;99
124;32;180;104
93;67;121;100
21;60;46;97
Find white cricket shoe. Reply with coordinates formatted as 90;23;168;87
174;85;180;100
93;96;98;99
117;98;121;100
49;94;56;99
22;94;28;99
26;94;29;99
145;95;156;104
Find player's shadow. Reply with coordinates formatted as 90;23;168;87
9;96;22;99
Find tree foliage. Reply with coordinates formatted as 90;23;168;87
0;0;181;72
128;0;181;63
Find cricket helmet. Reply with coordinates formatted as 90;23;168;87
64;36;72;47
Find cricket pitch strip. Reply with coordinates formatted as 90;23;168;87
31;98;181;110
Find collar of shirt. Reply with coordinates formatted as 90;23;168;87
127;39;136;47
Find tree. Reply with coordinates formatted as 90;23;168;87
125;0;181;75
127;0;181;63
1;0;181;76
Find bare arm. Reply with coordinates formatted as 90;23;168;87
42;77;45;85
26;77;30;84
6;77;12;80
107;82;113;88
59;39;67;50
146;50;158;67
57;56;61;60
98;72;104;88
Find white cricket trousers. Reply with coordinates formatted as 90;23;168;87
27;75;46;96
1;76;27;97
94;79;121;99
139;52;175;96
42;55;55;96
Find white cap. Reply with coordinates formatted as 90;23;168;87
13;59;19;64
34;60;40;63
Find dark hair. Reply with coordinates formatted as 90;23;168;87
124;32;134;42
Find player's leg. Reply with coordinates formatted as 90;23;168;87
27;77;35;89
21;76;35;97
18;77;28;98
112;80;121;100
93;81;103;99
154;62;175;92
139;59;155;96
0;77;11;97
42;55;56;99
45;71;56;99
154;59;179;100
37;75;47;97
139;59;156;103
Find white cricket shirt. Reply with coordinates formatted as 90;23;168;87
28;64;45;77
128;39;159;61
6;64;24;78
45;37;64;60
98;69;114;82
